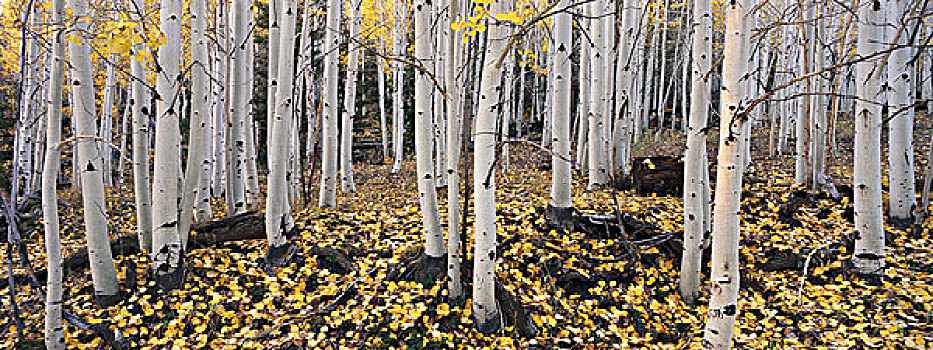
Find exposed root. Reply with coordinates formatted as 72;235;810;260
545;204;575;230
386;246;446;284
474;280;539;336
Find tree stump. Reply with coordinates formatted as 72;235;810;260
630;156;684;196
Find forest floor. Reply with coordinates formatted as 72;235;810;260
3;117;933;349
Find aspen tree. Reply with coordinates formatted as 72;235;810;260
886;0;915;222
473;0;508;333
43;0;66;345
178;0;211;246
152;0;186;290
130;0;152;251
319;0;341;207
794;1;812;186
68;0;120;303
341;0;362;192
702;0;750;347
445;0;464;301
101;59;115;187
379;57;389;158
413;0;445;260
266;0;298;266
548;0;573;227
851;0;886;276
586;0;608;188
434;3;449;184
391;1;408;174
211;1;228;198
681;0;712;305
227;0;249;214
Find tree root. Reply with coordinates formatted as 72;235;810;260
492;279;538;337
386;246;446;283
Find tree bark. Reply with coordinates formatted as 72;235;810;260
549;0;573;226
341;0;362;192
152;0;186;291
266;0;298;267
472;0;508;334
680;0;711;305
414;0;445;258
445;0;464;301
702;0;749;347
319;0;341;207
179;0;211;249
886;0;915;222
68;0;120;304
43;0;66;346
851;0;886;276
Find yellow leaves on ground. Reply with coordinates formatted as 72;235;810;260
2;134;933;349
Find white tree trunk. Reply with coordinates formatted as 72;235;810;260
245;32;261;206
549;0;573;217
586;0;607;188
379;58;389;158
101;58;115;187
434;10;449;184
227;0;249;214
851;0;886;276
613;0;637;179
886;0;915;222
391;3;408;174
130;0;152;252
341;0;361;192
43;1;66;346
319;0;341;207
472;0;508;333
68;0;119;303
178;0;211;247
414;0;445;257
266;0;298;264
794;3;812;186
445;0;464;301
211;3;227;199
680;0;711;305
151;0;185;290
702;0;749;347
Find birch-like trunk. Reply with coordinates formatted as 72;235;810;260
391;3;408;173
266;0;298;266
101;58;115;187
68;0;120;304
178;0;211;247
680;0;712;305
472;0;508;333
379;58;389;158
851;0;886;277
886;0;915;222
245;20;261;206
586;0;607;188
549;0;573;223
794;2;812;186
152;0;185;290
341;0;361;192
414;0;445;257
43;0;66;346
319;0;341;207
130;0;152;251
702;0;748;347
227;0;249;214
445;0;464;301
211;0;228;198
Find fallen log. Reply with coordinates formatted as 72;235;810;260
630;156;684;196
1;211;352;289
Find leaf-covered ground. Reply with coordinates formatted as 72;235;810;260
3;125;933;349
